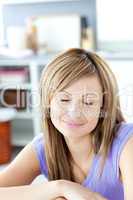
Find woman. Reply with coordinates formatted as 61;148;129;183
0;48;133;200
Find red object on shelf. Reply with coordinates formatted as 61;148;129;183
0;67;29;83
0;121;12;164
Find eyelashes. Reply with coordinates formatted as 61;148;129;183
60;99;69;102
60;99;95;106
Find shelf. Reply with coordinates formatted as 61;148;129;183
1;0;79;5
0;53;56;66
0;83;32;90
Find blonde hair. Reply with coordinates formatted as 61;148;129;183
40;48;125;181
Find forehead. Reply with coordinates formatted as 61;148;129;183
61;75;103;96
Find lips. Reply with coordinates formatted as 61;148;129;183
64;121;83;126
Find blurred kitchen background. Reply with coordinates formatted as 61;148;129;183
0;0;133;169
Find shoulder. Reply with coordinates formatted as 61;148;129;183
114;121;133;163
119;131;133;167
118;123;133;198
31;133;45;157
31;133;45;160
114;122;133;144
31;133;48;177
111;122;133;154
109;122;133;178
32;133;44;145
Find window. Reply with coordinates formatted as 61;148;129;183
97;0;133;52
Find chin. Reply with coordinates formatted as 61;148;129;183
58;126;89;139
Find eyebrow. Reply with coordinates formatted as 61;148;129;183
61;90;99;98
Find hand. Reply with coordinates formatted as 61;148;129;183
59;180;107;200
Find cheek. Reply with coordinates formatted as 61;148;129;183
50;103;63;129
50;103;63;120
83;117;99;134
83;108;101;132
50;109;66;135
87;106;101;118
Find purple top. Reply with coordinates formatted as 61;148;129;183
32;122;133;200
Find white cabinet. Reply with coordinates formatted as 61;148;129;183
0;54;55;146
107;59;133;122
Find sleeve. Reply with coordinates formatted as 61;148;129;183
112;122;133;178
31;134;48;178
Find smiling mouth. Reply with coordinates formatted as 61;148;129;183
64;121;84;127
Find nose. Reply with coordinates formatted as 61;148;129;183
67;102;82;118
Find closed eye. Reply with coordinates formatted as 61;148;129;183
84;102;94;106
61;99;70;102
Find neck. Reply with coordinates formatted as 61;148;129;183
64;134;93;165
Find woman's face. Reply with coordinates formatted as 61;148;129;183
50;75;103;139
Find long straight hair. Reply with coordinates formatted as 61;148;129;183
39;48;125;181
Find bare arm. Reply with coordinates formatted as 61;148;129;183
0;181;62;200
0;141;62;200
57;180;107;200
0;142;41;186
